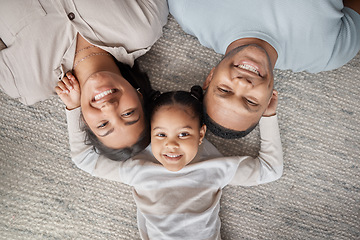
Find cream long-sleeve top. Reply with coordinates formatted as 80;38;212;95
66;108;283;240
0;0;168;105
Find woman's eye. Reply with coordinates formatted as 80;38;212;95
122;110;135;117
98;121;108;128
218;87;230;93
179;132;189;137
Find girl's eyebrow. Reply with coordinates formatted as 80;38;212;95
152;126;193;131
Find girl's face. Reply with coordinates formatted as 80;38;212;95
80;71;145;149
151;104;206;172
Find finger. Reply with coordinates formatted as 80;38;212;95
55;86;66;95
57;81;69;93
66;72;80;91
62;74;73;90
272;89;278;97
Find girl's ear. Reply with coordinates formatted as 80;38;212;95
199;124;207;145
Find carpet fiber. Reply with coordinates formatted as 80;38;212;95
1;16;359;240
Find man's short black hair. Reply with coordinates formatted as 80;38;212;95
203;107;258;139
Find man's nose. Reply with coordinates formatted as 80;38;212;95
235;77;254;88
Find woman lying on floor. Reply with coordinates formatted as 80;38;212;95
0;0;168;160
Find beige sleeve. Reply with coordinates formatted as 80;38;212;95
229;115;283;186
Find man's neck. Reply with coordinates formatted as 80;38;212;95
226;38;278;69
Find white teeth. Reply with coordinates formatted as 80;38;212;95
165;154;181;158
237;64;260;76
94;89;115;101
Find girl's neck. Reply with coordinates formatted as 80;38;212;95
73;34;120;87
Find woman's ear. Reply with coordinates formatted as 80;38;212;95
199;124;207;145
136;88;143;99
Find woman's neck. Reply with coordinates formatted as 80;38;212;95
73;34;120;87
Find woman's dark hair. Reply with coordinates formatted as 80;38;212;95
150;85;204;127
82;59;155;161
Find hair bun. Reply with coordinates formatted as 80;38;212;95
150;90;161;102
190;85;203;102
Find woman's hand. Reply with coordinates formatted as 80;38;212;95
262;89;278;117
55;72;81;110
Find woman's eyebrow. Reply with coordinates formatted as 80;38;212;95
125;116;140;126
99;116;141;137
98;128;114;137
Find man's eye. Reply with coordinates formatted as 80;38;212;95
179;132;189;137
98;121;108;128
246;99;258;106
122;110;135;117
218;87;230;93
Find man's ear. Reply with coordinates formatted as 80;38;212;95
199;124;207;145
203;67;215;90
262;89;278;117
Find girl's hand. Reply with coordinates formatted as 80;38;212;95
55;72;81;110
262;89;278;117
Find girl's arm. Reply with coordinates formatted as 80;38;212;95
57;73;135;183
229;115;283;186
66;108;131;182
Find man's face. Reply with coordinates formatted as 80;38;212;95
203;44;274;131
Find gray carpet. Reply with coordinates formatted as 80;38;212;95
1;16;359;240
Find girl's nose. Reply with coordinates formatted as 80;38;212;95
165;139;179;149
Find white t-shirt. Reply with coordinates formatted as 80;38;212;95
66;108;283;240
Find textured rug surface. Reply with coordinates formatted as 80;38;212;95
0;16;359;240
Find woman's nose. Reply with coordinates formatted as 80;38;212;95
101;100;118;111
100;101;120;119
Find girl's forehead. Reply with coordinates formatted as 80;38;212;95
154;104;195;117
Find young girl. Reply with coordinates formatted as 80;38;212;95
65;84;283;239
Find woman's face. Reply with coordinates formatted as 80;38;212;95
151;105;206;172
80;71;145;149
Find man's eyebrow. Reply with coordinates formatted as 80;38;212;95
242;101;260;113
214;91;260;113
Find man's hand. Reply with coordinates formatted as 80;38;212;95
262;89;278;117
55;72;81;110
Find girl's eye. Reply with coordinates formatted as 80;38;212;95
218;87;230;93
98;121;108;128
179;132;189;137
156;133;166;137
122;110;135;117
246;99;258;106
